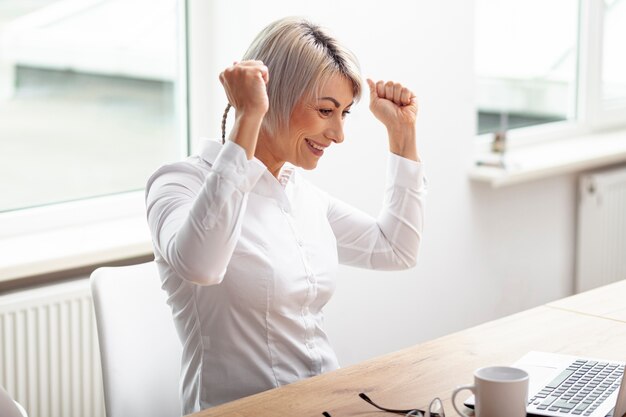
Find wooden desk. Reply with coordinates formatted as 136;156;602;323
547;279;626;323
189;284;626;417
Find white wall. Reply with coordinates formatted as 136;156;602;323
188;0;577;366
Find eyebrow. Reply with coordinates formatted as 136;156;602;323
318;97;354;108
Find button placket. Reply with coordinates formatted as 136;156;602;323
279;203;321;370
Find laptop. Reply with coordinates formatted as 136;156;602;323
464;351;626;417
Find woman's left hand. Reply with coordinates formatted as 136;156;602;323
367;79;418;129
367;79;420;162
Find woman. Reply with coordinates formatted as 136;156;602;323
145;17;425;414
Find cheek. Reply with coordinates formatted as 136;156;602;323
287;111;326;156
297;111;324;131
290;123;316;146
288;130;307;153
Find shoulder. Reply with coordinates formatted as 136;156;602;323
146;156;210;197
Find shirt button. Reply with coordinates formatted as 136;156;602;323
297;240;304;246
281;207;289;214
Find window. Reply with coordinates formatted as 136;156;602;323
475;0;579;135
475;0;626;138
0;0;186;213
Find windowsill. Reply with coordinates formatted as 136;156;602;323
0;215;153;282
469;128;626;187
0;196;152;282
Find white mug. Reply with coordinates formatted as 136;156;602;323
452;366;529;417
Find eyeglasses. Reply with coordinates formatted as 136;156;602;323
322;392;445;417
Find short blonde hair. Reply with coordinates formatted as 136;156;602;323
222;17;362;139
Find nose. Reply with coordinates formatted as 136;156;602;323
324;117;344;144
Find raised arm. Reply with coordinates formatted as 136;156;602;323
328;79;424;270
145;61;269;285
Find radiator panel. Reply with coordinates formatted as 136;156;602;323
0;279;105;417
577;166;626;292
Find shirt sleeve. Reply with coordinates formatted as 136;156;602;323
327;153;426;270
145;141;266;285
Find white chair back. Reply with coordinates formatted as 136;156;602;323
91;262;182;417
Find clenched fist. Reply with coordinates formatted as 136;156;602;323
366;79;418;129
219;60;270;118
367;78;419;162
219;60;270;159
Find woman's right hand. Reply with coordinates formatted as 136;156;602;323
219;61;269;159
219;60;269;119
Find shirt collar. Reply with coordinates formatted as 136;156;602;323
277;163;297;187
199;138;298;187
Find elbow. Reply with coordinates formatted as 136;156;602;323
166;245;226;286
403;233;422;269
395;240;420;270
367;236;421;271
395;254;418;270
179;268;225;286
403;256;418;269
377;220;422;270
377;250;418;271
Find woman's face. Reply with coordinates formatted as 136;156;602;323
280;74;354;170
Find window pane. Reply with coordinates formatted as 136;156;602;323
602;0;626;106
0;0;183;212
475;0;579;134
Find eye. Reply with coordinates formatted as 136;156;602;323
319;109;333;116
342;110;351;118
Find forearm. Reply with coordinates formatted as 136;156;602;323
387;124;420;162
229;112;264;160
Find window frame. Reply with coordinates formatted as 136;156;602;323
476;0;626;149
584;0;626;130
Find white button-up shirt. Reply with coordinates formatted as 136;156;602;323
145;139;425;414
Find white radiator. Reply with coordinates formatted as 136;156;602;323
0;278;105;417
576;165;626;292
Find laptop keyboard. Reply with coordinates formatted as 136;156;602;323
528;359;625;416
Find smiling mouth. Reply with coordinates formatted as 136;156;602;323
305;138;326;156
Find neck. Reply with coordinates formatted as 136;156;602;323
254;133;285;179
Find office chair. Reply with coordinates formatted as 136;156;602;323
0;385;28;417
91;261;182;417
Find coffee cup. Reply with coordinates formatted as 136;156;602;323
452;366;529;417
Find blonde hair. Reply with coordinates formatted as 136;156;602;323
222;17;362;142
